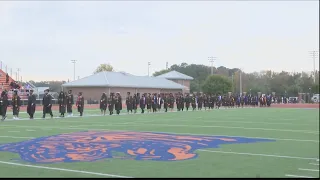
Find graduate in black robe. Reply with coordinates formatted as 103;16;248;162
100;92;107;116
146;93;152;113
163;94;169;112
12;90;21;120
76;92;84;116
152;94;158;113
57;91;66;117
42;89;53;119
126;92;133;113
66;90;74;116
133;94;138;113
108;93;115;115
0;90;9;121
115;93;122;115
27;89;37;119
139;94;146;114
191;94;196;111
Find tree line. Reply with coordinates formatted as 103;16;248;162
24;63;319;97
153;63;319;96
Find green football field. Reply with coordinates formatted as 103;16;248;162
0;107;319;178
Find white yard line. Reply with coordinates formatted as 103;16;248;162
6;108;319;123
26;129;35;131
285;174;315;178
0;160;132;178
309;163;319;165
97;123;319;134
298;168;319;172
59;118;318;127
198;150;318;160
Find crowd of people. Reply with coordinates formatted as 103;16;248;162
0;88;274;121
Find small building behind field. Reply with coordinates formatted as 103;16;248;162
156;70;193;93
61;71;186;102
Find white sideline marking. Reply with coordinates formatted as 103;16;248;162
0;125;318;143
5;108;319;123
285;174;315;178
59;118;318;127
60;122;320;135
0;160;132;178
101;123;319;134
198;149;318;160
309;163;319;165
26;129;35;131
298;168;319;172
0;135;35;139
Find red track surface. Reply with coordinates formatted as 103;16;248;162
14;103;319;111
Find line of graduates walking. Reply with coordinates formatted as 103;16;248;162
0;89;274;121
58;90;84;117
99;92;274;115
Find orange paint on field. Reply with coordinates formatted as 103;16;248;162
41;158;65;163
67;153;87;161
127;150;136;156
167;148;196;160
136;148;147;154
150;149;155;155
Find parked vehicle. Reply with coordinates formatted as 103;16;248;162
311;94;319;103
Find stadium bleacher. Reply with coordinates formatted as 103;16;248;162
0;69;14;91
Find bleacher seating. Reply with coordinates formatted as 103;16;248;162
0;69;14;91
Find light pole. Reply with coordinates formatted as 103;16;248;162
71;60;77;81
17;68;20;82
208;56;216;75
148;62;151;76
309;50;318;84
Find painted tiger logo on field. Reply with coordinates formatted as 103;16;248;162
0;131;274;163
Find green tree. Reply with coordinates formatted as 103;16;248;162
311;84;319;94
202;75;232;94
94;63;114;74
152;69;170;76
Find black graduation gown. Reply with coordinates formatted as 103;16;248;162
139;97;146;109
100;97;107;110
58;94;66;114
27;94;37;115
42;94;52;114
12;95;21;115
76;96;84;114
108;97;114;112
66;94;74;113
0;94;8;117
115;96;122;111
126;97;133;111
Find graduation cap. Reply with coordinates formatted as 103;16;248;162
44;89;50;92
30;89;34;92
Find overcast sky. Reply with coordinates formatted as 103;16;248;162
0;1;319;81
